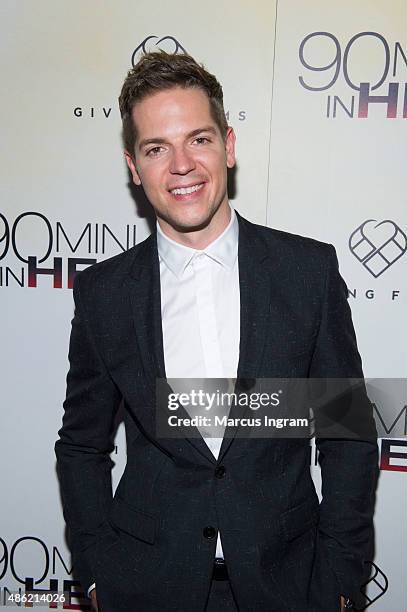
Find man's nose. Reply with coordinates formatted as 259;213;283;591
169;146;196;175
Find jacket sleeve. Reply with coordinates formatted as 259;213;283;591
309;245;379;600
55;272;122;593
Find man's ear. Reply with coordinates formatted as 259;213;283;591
124;150;141;186
225;127;236;169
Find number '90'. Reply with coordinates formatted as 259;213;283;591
299;31;395;92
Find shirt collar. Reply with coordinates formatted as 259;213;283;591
157;206;239;279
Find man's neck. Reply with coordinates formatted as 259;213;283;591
157;203;232;250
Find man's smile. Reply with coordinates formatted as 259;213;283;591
168;182;206;200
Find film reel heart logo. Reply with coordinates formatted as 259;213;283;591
132;36;187;66
349;220;407;277
356;561;388;610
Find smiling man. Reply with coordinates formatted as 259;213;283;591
123;69;235;249
55;52;378;611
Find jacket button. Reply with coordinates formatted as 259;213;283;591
203;526;217;539
215;465;226;479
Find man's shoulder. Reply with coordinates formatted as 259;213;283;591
74;232;155;288
238;214;335;261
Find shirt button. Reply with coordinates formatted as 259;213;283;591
215;465;226;479
203;526;217;539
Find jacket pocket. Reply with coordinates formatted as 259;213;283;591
109;496;157;544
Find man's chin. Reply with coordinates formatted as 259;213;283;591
160;211;215;234
172;217;212;234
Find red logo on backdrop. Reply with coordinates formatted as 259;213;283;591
299;31;407;119
380;439;407;472
0;212;137;289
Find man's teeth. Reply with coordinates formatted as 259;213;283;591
171;183;203;195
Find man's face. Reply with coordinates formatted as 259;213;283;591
125;87;236;240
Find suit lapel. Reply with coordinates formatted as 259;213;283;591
236;213;272;379
126;234;165;388
218;213;273;461
127;233;216;465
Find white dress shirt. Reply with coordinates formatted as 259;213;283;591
158;206;240;558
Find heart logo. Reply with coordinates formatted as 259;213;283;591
132;36;187;66
349;219;407;277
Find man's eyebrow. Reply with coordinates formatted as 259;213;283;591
138;126;218;151
187;126;218;138
138;137;167;150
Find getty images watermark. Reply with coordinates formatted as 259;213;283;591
164;385;308;431
154;378;405;440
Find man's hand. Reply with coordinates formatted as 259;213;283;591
90;589;98;612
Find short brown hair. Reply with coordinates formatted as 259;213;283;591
118;51;229;155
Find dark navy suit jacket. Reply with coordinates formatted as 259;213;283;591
55;213;378;611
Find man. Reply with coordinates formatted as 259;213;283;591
55;51;378;611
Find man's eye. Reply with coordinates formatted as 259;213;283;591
147;146;164;157
194;137;210;145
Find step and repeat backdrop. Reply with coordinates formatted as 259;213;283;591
1;0;405;609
